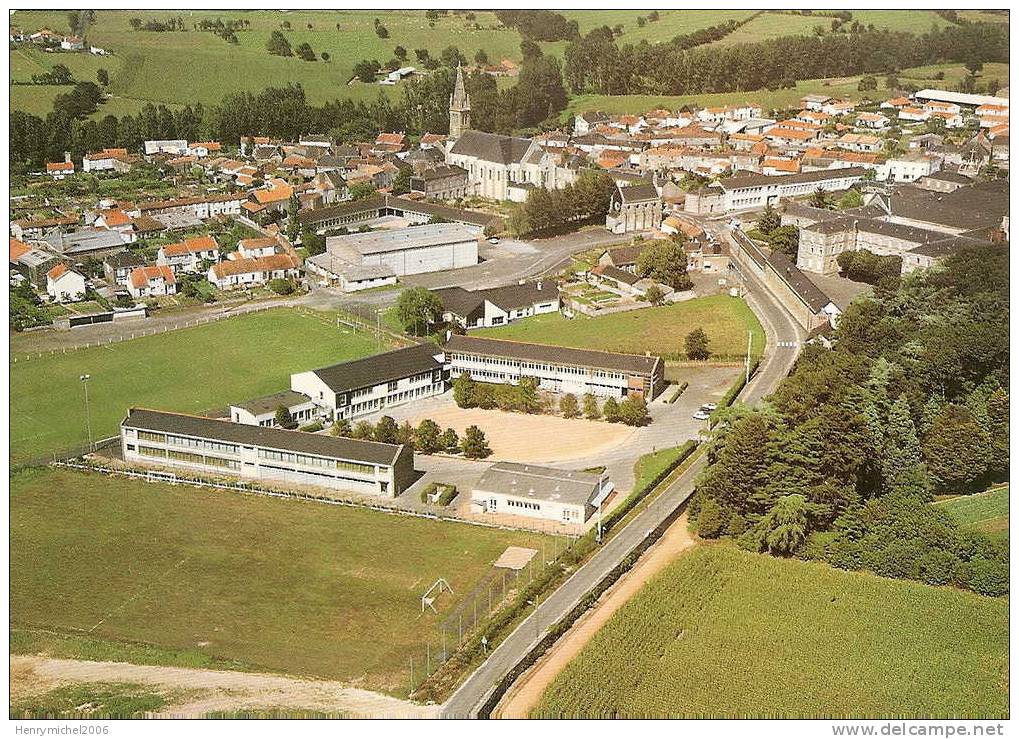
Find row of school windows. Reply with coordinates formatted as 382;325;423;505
257;448;375;475
134;444;240;470
136;430;238;456
449;355;626;381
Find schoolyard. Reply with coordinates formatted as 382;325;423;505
10;467;557;696
10;308;383;462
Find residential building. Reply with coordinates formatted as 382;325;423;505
143;139;188;156
573;111;610;136
46;160;74;180
881;153;939;183
120;408;415;497
434;281;560;329
702;167;866;212
128;265;177;298
59;35;83;50
471;462;613;525
855;112;890;130
409;165;469;200
208;254;301;290
10;239;60;288
157;235;220;273
83;148;135;173
290;343;447;422
44;227;126;258
46;263;86;302
103;251;146;286
605;182;662;234
445;334;665;400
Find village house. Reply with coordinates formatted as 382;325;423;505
128;265;177;298
409;165;469;200
433;281;561;330
82;148;136;173
103;251;146;287
46;263;86;302
855;112;890;130
157;235;220;273
208;253;301;290
46;160;74;180
60;34;83;50
836;133;882;153
94;208;136;241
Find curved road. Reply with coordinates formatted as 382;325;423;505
441;224;805;719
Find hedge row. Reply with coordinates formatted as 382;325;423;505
666;382;689;404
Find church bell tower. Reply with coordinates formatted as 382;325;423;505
449;64;471;140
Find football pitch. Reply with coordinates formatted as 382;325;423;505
10;468;556;695
10;309;382;462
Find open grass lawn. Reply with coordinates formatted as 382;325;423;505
11;682;171;719
936;485;1009;543
535;546;1008;719
474;296;764;361
10;468;555;695
9;309;381;462
559;10;755;44
10;9;525;112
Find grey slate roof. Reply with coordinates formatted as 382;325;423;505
232;390;313;416
721;167;867;192
435;282;560;316
310;343;444;394
445;334;662;375
597;264;641;286
618;183;660;203
474;461;603;507
123;408;403;465
449;130;533;165
766;250;833;313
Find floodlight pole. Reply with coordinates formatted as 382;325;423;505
80;374;93;448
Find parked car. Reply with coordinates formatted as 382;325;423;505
693;410;711;421
487;236;500;244
701;403;718;411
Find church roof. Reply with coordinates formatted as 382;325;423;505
449;130;533;165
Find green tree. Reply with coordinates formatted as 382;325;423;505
882;394;928;498
684;328;711;360
518;376;540;414
394;45;408;60
286;192;301;241
349;181;378;200
267;278;295;295
267;29;292;56
352;59;381;83
643;284;666;306
453;371;477;408
757;202;780;234
415;419;442;453
395;287;444;335
440;427;459;453
274;405;297;429
330;418;352;437
461;425;492;459
618;394;650;427
767;225;800;258
474;48;489;66
986;388;1008;480
397;421;416;446
97;68;110;86
809;186;833;209
857;75;877;91
922;404;990;493
374;415;399;444
602;396;620;422
754;494;810;555
351;420;374;440
559;393;580;418
636;239;692;291
582;393;600;420
296;42;317;62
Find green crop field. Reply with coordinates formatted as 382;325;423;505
10;309;382;462
474;296;764;361
936;485;1010;542
535;546;1008;719
10;9;527;115
10;467;555;695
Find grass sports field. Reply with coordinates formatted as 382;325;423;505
535;546;1008;719
10;467;555;695
474;296;765;361
936;485;1010;543
9;309;382;462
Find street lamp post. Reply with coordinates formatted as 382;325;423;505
80;374;93;449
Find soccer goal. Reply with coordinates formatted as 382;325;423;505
421;577;454;614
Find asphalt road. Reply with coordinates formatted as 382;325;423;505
440;223;805;719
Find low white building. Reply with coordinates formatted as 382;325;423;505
713;167;867;212
290;343;447;422
46;263;86;302
434;281;560;329
128;265;177;298
208;254;301;290
229;390;319;428
304;253;398;293
471;462;613;525
143;139;189;156
157;235;221;274
323;223;479;277
880;154;939;183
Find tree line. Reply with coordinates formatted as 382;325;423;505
563;21;1008;97
690;243;1009;596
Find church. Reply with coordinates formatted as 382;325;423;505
444;65;579;202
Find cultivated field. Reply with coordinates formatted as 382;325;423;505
936;485;1010;542
534;546;1008;719
10;9;526;114
9;309;381;462
10;468;555;695
474;296;765;361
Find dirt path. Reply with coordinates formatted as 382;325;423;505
494;514;698;719
10;655;437;719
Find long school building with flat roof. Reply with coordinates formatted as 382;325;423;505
445;335;665;400
121;408;415;497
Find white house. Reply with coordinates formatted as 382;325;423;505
60;35;83;50
879;154;939;183
855;112;889;130
208;253;301;290
229;390;319;428
128;265;177;298
157;235;220;273
46;160;74;180
46;263;86;302
143;139;189;156
434;281;560;329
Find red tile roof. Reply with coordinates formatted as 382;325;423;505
210;253;298;279
47;263;69;280
162;235;219;257
9;237;30;262
129;265;175;289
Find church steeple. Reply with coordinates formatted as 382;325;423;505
449;63;471;140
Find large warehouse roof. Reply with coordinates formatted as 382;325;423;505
474;462;604;507
325;223;480;256
913;89;1009;108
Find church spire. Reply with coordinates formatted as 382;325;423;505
449;63;471;140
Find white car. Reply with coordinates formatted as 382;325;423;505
693;410;711;421
701;403;718;411
487;236;500;244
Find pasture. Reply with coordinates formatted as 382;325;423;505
10;467;555;695
936;485;1010;543
9;308;382;462
535;545;1008;719
474;296;765;361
